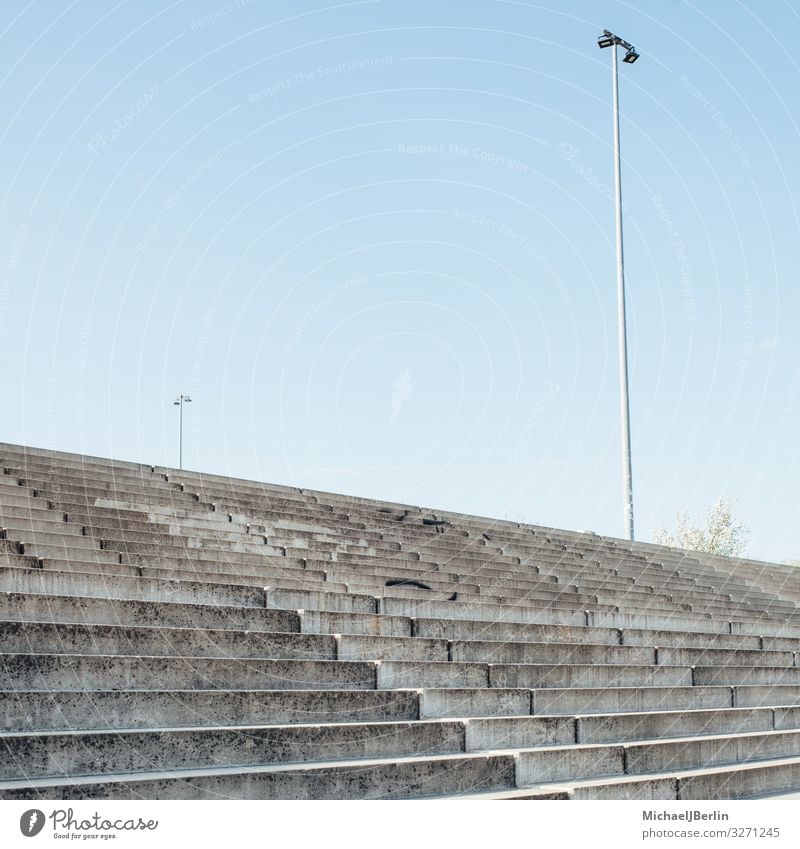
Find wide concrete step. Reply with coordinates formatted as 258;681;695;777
509;728;800;785
0;621;338;660
413;618;621;645
0;492;52;510
488;663;692;689
0;564;269;607
462;705;785;752
450;640;654;665
0;528;103;551
0;653;378;691
437;755;800;800
10;542;121;563
0;591;416;637
657;646;795;668
0;719;469;780
573;706;781;744
0;505;72;524
0;591;301;632
0;750;518;800
694;666;800;686
0;688;421;732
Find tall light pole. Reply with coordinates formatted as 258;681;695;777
173;394;192;470
598;29;639;541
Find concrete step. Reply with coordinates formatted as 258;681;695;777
0;719;468;780
573;706;780;744
0;564;268;608
450;640;655;666
0;750;518;800
436;755;800;800
0;591;300;632
488;663;692;689
0;688;420;732
656;646;795;668
0;527;103;551
0;653;377;691
512;728;800;784
413;618;621;645
0;621;337;660
0;492;52;510
694;666;800;686
9;542;121;563
530;686;735;715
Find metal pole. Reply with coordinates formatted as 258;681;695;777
611;44;635;540
178;396;183;471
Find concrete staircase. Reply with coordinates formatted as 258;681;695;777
2;441;800;800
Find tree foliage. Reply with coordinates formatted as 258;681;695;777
654;498;749;557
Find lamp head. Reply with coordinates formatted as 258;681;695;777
597;31;615;48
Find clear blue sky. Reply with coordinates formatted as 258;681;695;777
1;0;798;562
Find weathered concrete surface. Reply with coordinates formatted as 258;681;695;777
694;666;800;686
337;634;448;662
0;753;518;800
0;720;467;779
0;621;334;659
4;441;800;800
625;729;800;775
0;689;420;732
299;609;412;637
420;688;530;719
377;661;488;689
516;745;624;784
531;686;733;715
0;653;377;691
676;758;800;800
451;640;654;666
0;591;299;633
576;707;773;744
413;618;620;645
465;715;576;751
656;646;794;668
0;565;267;607
489;663;692;689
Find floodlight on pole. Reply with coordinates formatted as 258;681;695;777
173;394;192;470
597;28;639;541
